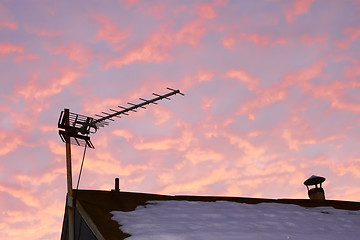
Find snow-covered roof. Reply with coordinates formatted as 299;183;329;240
65;190;360;240
112;200;360;240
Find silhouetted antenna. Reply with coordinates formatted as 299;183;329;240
58;88;184;149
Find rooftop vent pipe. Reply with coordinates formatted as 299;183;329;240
115;178;120;192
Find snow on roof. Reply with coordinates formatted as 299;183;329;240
111;200;360;240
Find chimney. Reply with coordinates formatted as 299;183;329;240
304;175;326;200
114;178;120;192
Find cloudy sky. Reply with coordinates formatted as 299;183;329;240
1;0;360;239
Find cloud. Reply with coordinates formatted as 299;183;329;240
225;69;259;90
337;25;360;50
0;130;25;156
105;25;173;69
344;60;360;80
113;129;135;141
234;60;325;119
304;80;360;113
175;19;208;46
185;148;223;164
0;21;17;30
52;42;93;65
222;35;236;49
133;129;193;151
150;106;173;125
159;166;237;194
119;0;139;9
300;34;328;45
196;0;227;19
94;15;130;46
0;42;24;55
0;182;40;208
285;0;315;23
222;131;265;161
143;3;166;19
180;68;215;91
238;32;271;47
105;18;209;69
15;67;81;106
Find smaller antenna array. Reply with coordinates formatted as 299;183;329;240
58;88;184;148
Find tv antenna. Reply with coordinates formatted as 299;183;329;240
58;87;184;240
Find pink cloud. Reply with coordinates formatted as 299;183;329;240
225;69;259;90
305;80;360;113
119;0;139;9
94;15;130;46
272;37;290;46
236;60;325;119
159;166;237;194
238;32;271;47
113;129;135;141
222;35;236;49
175;19;207;46
0;43;24;55
0;21;17;30
0;130;24;156
196;0;227;19
151;106;173;125
222;131;265;160
197;4;217;19
105;19;209;69
0;183;40;208
185;148;223;164
344;60;360;80
225;32;289;48
201;97;215;111
144;3;166;19
180;68;215;91
282;60;325;87
105;26;172;69
337;25;360;50
237;86;288;120
285;0;315;23
52;42;93;65
16;67;82;105
300;34;328;45
133;130;193;151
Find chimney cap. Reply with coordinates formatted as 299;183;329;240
304;175;325;186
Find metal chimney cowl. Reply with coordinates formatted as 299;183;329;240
304;175;326;200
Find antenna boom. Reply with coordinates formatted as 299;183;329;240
92;89;183;124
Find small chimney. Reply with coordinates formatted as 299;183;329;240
115;178;120;192
304;175;326;200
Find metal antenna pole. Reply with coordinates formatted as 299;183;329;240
64;108;75;240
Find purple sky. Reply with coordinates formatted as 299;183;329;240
1;0;360;239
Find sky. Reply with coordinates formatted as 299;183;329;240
111;200;360;239
0;0;360;239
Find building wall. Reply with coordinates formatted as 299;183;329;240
60;205;98;240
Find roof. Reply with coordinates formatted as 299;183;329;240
68;189;360;240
